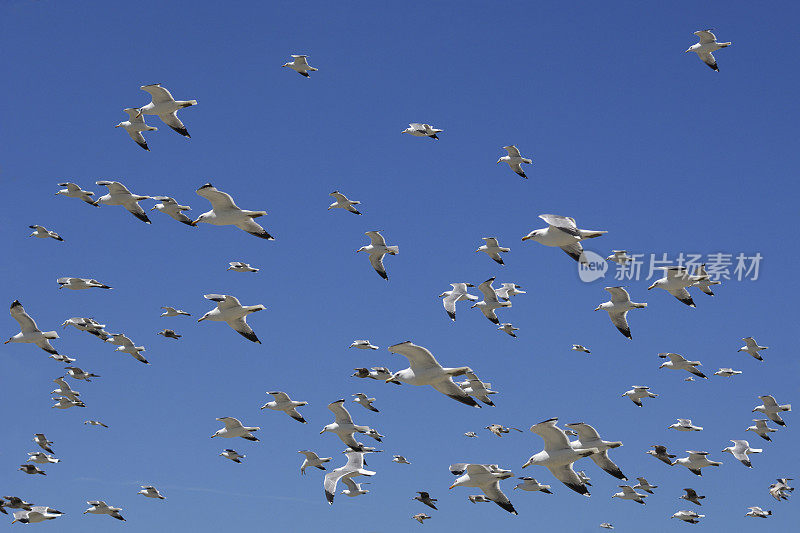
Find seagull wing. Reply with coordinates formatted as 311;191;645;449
220;417;244;429
590;450;626;480
482;237;500;247
96;180;132;195
539;214;581;236
759;395;779;407
327;400;355;425
442;292;459;320
605;286;632;303
560;242;585;262
269;392;291;402
609;310;631;338
292;55;311;68
204;294;243;310
388;341;442;373
123;108;144;122
161;111;189;136
432;378;481;407
368;252;387;279
482;480;517;514
365;231;388;246
341;476;358;492
196;184;239;211
10;301;38;332
548;464;589;495
503;145;522;157
566;423;602;442
141;84;176;103
477;278;500;303
228;317;260;344
694;30;717;44
697;51;718;71
530;419;572;452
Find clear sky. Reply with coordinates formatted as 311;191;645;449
1;0;798;531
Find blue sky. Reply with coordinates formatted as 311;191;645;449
1;0;798;530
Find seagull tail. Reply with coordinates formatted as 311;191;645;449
386;246;399;255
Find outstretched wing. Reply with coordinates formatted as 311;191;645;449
10;301;38;332
503;145;522;157
365;231;387;247
387;341;441;373
141;84;176;103
539;214;580;236
327;400;355;425
229;317;260;343
196;184;239;211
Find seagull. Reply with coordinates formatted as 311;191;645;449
352;367;400;384
393;455;411;464
138;486;165;499
497;145;532;178
634;478;657;494
50;353;76;363
565;422;627;480
227;261;258;273
352;393;379;412
486;424;523;437
686;29;731;71
33;434;54;454
357;231;398;280
600;523;614;529
714;367;742;377
412;513;431;524
464;432;478;438
282;55;317;77
477;237;510;265
647;445;676;466
623;386;657;407
51;396;84;409
606;250;631;264
328;191;361;215
28;225;63;241
52;377;80;402
439;283;478;321
96;180;152;223
5;300;59;355
669;419;703;432
522;418;598;496
739;337;768;361
26;452;59;464
659;353;708;379
157;329;181;340
1;496;34;512
211;417;260;441
690;264;721;296
676;451;722;476
220;449;246;464
150;196;194;226
745;506;772;518
594;287;647;339
448;463;517;514
769;478;793;501
115;108;157;150
571;345;591;354
468;495;490;503
84;501;125;521
137;83;197;137
513;477;552;493
341;478;370;497
350;340;379;350
298;450;331;474
495;283;526;300
198;294;265;344
193;183;274;240
413;491;438;510
498;323;519;337
57;277;112;290
55;182;98;206
10;507;63;524
19;465;46;475
84;420;108;428
746;419;778;442
61;317;110;340
324;450;377;504
647;267;696;307
401;123;441;140
522;214;607;262
722;440;762;468
680;488;705;505
320;399;372;450
612;485;647;505
65;366;99;381
161;306;191;317
471;277;511;325
106;333;149;364
671;510;704;524
753;395;791;426
386;341;479;407
457;372;498;406
260;391;308;423
684;377;695;382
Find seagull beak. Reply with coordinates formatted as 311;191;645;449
319;429;325;434
593;306;601;311
114;124;121;128
149;205;157;211
448;483;456;490
191;218;201;225
647;283;656;290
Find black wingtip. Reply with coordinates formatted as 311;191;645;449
565;482;590;496
170;126;191;138
447;394;480;408
132;211;152;224
377;270;388;280
430;134;439;140
325;491;334;504
494;500;518;515
137;141;150;151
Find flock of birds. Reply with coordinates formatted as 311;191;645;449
4;28;794;529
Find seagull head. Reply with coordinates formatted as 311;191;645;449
114;122;125;128
197;313;210;322
356;246;367;253
647;282;657;290
521;230;540;242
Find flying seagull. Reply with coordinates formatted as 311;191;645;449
769;478;793;501
328;191;361;214
198;294;265;344
10;507;63;524
457;372;498;406
675;451;722;476
658;353;708;379
647;267;697;307
606;250;631;264
352;393;379;412
612;485;647;505
28;225;63;241
5;300;59;355
714;367;742;377
84;501;125;521
298;450;331;474
647;445;675;466
722;440;762;468
137;83;197;137
357;231;398;280
138;486;165;499
634;478;657;494
753;395;791;427
498;323;518;337
414;491;438;510
227;261;259;273
350;340;379;350
594;287;646;339
401;123;441;139
193;183;274;240
84;420;108;428
324;450;377;504
412;513;431;524
96;180;152;224
686;29;731;71
565;422;627;480
57;277;111;290
160;306;191;317
476;237;510;265
260;391;308;423
680;488;705;505
150;196;194;226
439;283;478;321
745;506;772;518
746;419;777;442
572;345;591;354
26;452;59;464
282;55;317;77
106;333;149;364
115;108;157;150
497;145;532;178
220;449;246;463
472;277;512;325
513;477;552;493
671;510;704;524
157;329;181;340
320;399;372;450
668;419;703;432
690;264;721;295
622;386;657;407
55;182;98;206
494;283;525;300
522;214;607;262
211;417;260;441
739;337;768;361
449;463;518;514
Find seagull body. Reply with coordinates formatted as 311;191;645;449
686;29;731;71
659;353;707;379
220;449;245;463
350;340;379;350
565;422;627;480
138;83;197;137
594;287;646;339
457;372;497;406
10;507;63;524
211;417;260;441
745;506;771;518
227;261;258;273
33;434;54;454
96;180;152;223
282;55;317;77
600;523;614;529
52;396;85;409
714;367;742;377
669;419;703;432
61;317;110;340
26;452;59;464
401;123;441;139
414;491;438;510
52;377;80;401
497;145;532;178
486;424;523;437
606;250;631;264
746;419;777;441
107;333;149;364
84;500;125;521
522;214;607;262
634;477;657;494
513;477;552;493
28;225;63;241
19;465;46;475
464;432;478;438
50;353;76;363
769;478;793;501
55;182;98;206
161;306;191;317
352;393;379;412
193;183;273;239
676;451;722;476
449;463;517;514
690;264;721;295
468;494;490;503
672;510;704;524
298;450;330;473
260;391;308;423
198;294;265;344
647;445;676;466
495;283;525;300
84;420;108;428
647;267;696;307
5;300;59;355
680;488;705;505
150;196;194;225
357;231;398;280
572;344;591;354
623;386;657;407
739;337;768;361
386;341;479;407
753;395;791;426
439;283;478;321
393;455;411;464
2;496;34;512
65;366;99;381
612;485;647;505
115;108;157;150
471;277;511;325
477;237;510;265
328;191;361;215
522;418;598;496
352;367;399;384
320;399;372;450
324;450;377;504
157;329;181;340
723;440;761;468
138;486;165;499
498;323;518;337
57;277;111;290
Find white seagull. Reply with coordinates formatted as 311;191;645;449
10;507;63;524
193;183;274;240
412;512;431;524
160;306;191;317
341;479;370;497
227;261;259;273
594;287;646;339
393;455;411;464
157;329;181;340
647;267;697;307
495;283;525;300
686;29;731;72
61;317;109;340
282;55;317;77
457;372;498;406
26;452;59;464
357;231;399;280
468;494;490;503
675;451;722;476
690;264;721;296
328;191;362;215
211;417;260;441
739;337;768;361
612;485;647;505
769;478;793;501
115;108;157;150
64;366;100;381
722;440;762;468
138;486;165;499
96;180;152;224
106;333;148;364
746;419;778;442
57;277;111;290
5;300;59;355
198;294;266;344
476;237;510;265
33;434;54;453
565;422;627;480
352;367;400;384
55;182;98;206
350;340;379;350
52;377;80;402
52;396;84;409
680;488;705;505
28;225;63;241
671;510;704;524
401;123;441;140
606;250;631;264
352;393;379;412
260;391;308;423
84;501;125;521
658;353;708;379
220;449;245;463
622;386;657;407
84;420;108;428
150;196;194;226
753;395;791;427
513;477;552;493
714;367;742;377
571;344;591;354
320;399;371;450
448;463;517;514
634;477;657;494
745;506;772;518
522;214;607;262
497;145;532;179
668;419;703;432
298;450;331;474
439;283;478;321
137;83;197;137
19;464;46;475
498;323;519;337
324;450;377;504
471;277;511;325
